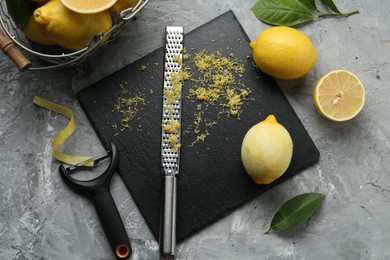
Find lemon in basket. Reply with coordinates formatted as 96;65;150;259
109;0;139;14
23;16;55;46
31;0;49;3
60;0;117;14
33;0;112;51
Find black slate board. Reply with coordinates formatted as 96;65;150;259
77;11;320;242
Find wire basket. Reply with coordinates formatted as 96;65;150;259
0;0;149;71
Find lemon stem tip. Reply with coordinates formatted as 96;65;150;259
265;114;277;123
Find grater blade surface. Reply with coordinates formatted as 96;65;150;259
161;26;184;177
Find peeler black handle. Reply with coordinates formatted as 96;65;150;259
59;143;131;259
91;190;131;259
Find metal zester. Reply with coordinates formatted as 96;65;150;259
159;26;184;259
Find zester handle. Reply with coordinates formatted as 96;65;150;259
159;175;177;259
0;30;32;72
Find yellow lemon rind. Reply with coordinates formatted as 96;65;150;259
60;0;117;14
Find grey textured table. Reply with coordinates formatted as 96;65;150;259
1;1;390;259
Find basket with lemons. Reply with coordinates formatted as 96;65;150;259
2;0;148;68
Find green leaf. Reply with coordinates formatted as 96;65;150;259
5;0;36;29
266;192;325;233
251;0;316;27
318;0;359;18
320;0;342;14
297;0;317;11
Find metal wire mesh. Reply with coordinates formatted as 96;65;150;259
0;0;149;70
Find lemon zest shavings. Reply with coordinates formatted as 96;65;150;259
181;48;253;145
139;65;147;71
168;133;181;150
112;82;146;132
164;120;181;134
163;57;189;150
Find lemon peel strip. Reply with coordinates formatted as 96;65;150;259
33;96;94;167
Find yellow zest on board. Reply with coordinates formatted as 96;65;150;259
206;121;217;128
60;0;117;14
183;48;191;61
191;51;245;78
139;65;147;71
113;88;146;130
189;50;248;115
33;96;94;166
181;48;252;144
190;130;209;147
226;89;243;116
213;73;234;88
240;89;250;98
190;87;221;103
193;51;212;73
314;70;365;122
192;111;203;134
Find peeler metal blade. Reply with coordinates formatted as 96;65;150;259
159;26;184;260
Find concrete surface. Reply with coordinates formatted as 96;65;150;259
1;0;390;259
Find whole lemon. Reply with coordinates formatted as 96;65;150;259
249;26;317;80
31;0;48;3
33;0;112;51
109;0;139;14
23;16;56;45
241;115;293;184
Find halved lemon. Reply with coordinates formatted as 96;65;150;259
314;70;365;122
60;0;117;14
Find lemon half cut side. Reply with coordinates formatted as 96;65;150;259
314;70;365;122
60;0;117;14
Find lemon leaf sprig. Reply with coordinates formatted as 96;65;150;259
266;192;326;234
5;0;36;29
251;0;359;27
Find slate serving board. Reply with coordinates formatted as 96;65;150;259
77;11;320;242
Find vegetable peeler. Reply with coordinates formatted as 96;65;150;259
59;143;131;259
